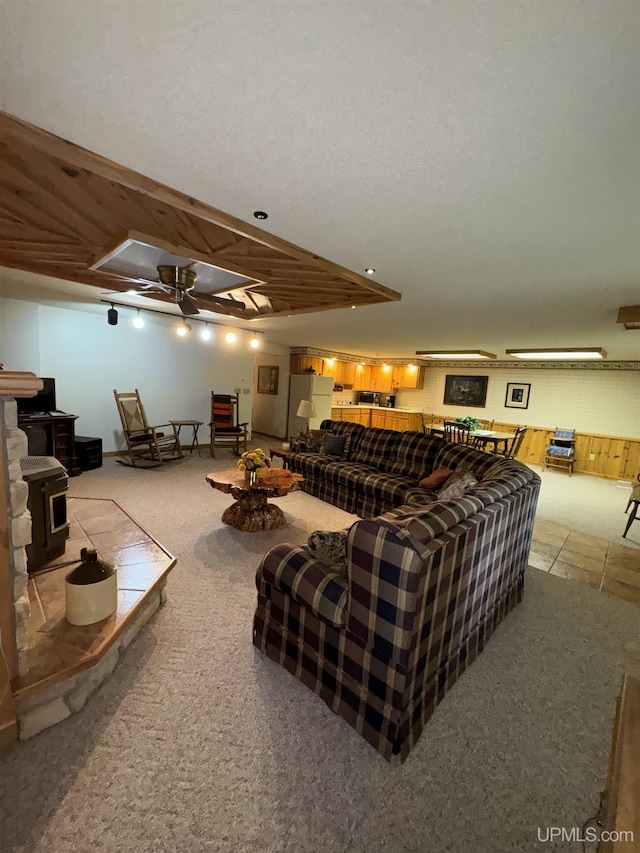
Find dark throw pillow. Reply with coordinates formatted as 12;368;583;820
321;433;350;460
419;468;454;489
306;429;332;453
307;530;349;574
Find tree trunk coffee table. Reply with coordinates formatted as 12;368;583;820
205;468;304;532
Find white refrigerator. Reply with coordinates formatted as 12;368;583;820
288;374;334;436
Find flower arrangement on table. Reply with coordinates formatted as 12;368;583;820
237;448;271;483
455;416;481;432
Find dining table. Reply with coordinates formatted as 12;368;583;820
430;425;515;454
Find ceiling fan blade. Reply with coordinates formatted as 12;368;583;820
194;292;246;310
179;293;200;316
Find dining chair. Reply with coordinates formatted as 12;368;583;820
623;474;640;539
113;389;182;468
209;392;249;457
444;421;471;444
496;425;528;460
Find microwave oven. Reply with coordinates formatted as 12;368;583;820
357;391;380;405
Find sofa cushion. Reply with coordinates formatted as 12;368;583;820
321;432;350;460
434;441;498;478
437;469;478;500
307;530;349;574
350;427;402;470
377;495;487;549
386;431;441;480
359;471;418;505
419;467;454;489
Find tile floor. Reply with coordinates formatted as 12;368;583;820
530;519;640;605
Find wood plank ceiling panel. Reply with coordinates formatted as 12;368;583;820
0;111;401;319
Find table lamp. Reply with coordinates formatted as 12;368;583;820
296;399;316;437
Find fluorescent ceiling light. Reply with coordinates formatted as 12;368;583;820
416;350;497;360
506;348;607;360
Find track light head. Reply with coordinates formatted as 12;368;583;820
107;305;118;326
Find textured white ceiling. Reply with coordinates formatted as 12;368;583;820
0;0;638;359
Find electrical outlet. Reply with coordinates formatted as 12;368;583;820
242;388;250;394
234;388;241;394
589;453;595;461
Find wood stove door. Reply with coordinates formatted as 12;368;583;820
44;477;70;544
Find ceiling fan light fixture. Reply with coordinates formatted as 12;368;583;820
416;350;497;360
506;348;606;360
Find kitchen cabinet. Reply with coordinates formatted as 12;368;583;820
392;364;424;389
322;359;337;379
335;360;356;386
342;407;370;425
369;365;394;392
290;355;325;375
353;364;372;390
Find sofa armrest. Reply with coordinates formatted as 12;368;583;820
258;544;348;628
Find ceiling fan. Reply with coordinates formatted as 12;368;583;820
102;264;246;316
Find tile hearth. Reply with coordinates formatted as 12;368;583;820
11;497;175;738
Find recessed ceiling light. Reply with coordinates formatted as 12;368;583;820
351;305;356;309
253;211;268;220
506;348;607;360
365;268;375;275
416;350;497;360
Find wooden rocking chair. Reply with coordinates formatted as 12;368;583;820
114;389;183;468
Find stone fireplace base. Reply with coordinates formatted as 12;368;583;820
12;497;175;739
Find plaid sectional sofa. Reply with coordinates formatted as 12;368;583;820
253;422;541;761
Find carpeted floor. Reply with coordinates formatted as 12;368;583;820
1;454;639;853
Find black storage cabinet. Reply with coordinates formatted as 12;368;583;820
75;435;103;471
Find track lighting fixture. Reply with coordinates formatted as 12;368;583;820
176;322;191;337
201;324;212;341
250;335;260;349
107;304;118;326
133;309;144;329
226;331;237;343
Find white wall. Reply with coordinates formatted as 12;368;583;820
0;297;257;451
396;366;640;437
252;346;290;438
0;299;41;373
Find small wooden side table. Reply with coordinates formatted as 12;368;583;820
170;420;203;456
269;449;290;469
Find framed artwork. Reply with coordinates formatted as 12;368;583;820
443;375;488;408
505;382;531;409
257;365;279;395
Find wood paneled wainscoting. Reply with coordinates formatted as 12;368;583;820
415;414;638;481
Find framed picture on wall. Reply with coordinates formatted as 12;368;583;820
257;365;279;395
505;382;531;409
443;375;488;408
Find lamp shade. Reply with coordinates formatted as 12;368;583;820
296;400;316;419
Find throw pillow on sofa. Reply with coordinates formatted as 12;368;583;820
305;429;332;453
438;468;478;500
419;468;454;489
321;433;350;460
307;530;348;574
